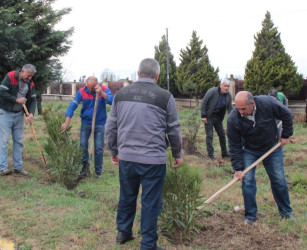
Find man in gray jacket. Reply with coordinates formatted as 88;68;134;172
201;79;232;160
106;58;183;250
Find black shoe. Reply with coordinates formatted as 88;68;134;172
14;169;29;176
208;156;215;161
222;152;229;158
78;171;87;178
244;218;254;226
285;214;297;222
116;231;134;244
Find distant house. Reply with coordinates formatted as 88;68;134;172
45;79;133;96
45;77;307;100
105;79;133;96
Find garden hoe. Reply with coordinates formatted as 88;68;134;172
86;93;99;175
197;141;281;209
23;104;50;181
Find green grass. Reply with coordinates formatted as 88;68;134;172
0;101;306;249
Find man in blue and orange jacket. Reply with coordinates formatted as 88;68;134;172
0;64;37;176
61;76;114;178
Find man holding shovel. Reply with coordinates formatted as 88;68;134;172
0;64;37;176
227;91;295;225
61;76;113;178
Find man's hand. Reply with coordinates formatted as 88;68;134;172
26;113;34;124
280;138;290;146
95;85;107;100
201;118;207;124
60;117;71;133
16;97;27;104
234;171;245;180
111;155;119;165
173;157;183;168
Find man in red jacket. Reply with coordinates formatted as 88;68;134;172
0;64;37;176
61;76;114;178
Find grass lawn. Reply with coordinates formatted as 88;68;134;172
0;100;306;249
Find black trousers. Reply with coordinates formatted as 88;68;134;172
204;114;227;158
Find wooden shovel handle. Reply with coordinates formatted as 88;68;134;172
89;94;99;156
198;142;281;207
22;104;50;180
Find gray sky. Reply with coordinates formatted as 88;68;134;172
53;0;307;82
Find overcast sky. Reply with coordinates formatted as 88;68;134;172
52;0;307;82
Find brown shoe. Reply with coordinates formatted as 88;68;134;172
14;169;29;176
0;168;11;176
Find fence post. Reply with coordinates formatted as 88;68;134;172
228;74;236;101
102;81;109;88
124;79;129;87
72;83;76;96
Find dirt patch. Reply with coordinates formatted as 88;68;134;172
190;212;301;249
290;136;297;144
295;152;307;162
284;158;294;166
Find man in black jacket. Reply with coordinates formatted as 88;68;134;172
227;91;295;225
201;79;232;160
0;64;37;176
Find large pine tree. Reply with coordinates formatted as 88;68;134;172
176;30;219;103
244;11;303;98
154;34;179;96
0;0;73;94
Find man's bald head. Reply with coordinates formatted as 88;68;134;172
235;91;255;117
86;76;98;92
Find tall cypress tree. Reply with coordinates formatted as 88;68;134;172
0;0;73;94
154;35;179;96
244;11;303;98
176;30;219;103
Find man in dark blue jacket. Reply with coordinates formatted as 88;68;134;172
227;91;295;225
61;76;114;178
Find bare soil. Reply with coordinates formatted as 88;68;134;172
191;211;302;250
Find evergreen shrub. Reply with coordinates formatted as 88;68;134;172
159;153;203;244
42;105;82;189
181;108;201;154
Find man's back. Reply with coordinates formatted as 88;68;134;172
107;79;181;165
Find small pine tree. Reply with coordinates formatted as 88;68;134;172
154;34;179;96
159;153;203;244
176;30;220;105
181;108;201;154
42;106;82;189
244;11;303;98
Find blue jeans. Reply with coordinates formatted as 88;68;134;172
0;109;24;171
80;123;105;174
117;160;166;250
242;147;292;220
204;114;227;158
